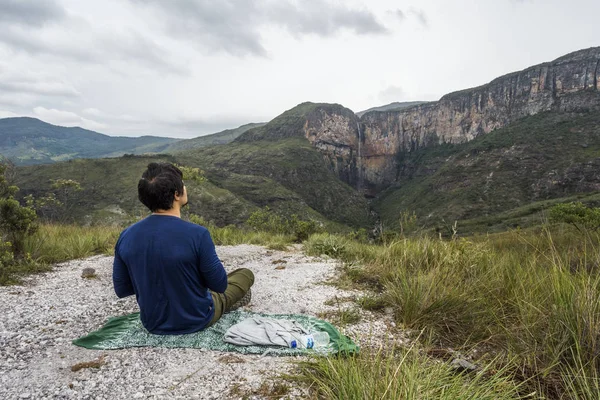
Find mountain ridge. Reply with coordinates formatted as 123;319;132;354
242;47;600;196
0;118;267;165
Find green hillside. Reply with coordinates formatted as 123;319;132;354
14;144;371;230
374;111;600;234
177;138;372;228
235;102;354;142
0;117;179;165
11;104;373;230
14;155;258;226
162;123;265;153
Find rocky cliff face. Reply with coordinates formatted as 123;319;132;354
301;105;361;188
301;47;600;196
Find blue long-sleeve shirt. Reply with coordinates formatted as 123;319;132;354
113;215;227;335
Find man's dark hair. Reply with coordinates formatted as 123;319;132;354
138;163;184;212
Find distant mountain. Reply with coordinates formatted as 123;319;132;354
0;118;266;165
13;105;374;230
0;117;179;165
356;101;428;117
162;122;266;153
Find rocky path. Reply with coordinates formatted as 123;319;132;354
0;245;394;400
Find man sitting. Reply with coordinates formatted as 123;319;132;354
113;162;254;334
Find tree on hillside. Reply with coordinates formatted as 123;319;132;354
25;178;84;222
549;202;600;232
0;162;38;282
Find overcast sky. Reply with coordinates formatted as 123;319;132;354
0;0;597;138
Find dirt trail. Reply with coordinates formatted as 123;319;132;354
0;244;396;399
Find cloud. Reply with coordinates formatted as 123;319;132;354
130;0;389;57
0;71;80;97
390;9;406;21
388;7;428;27
408;8;428;27
0;10;187;75
0;65;80;113
0;0;65;27
81;108;144;124
378;85;405;103
82;108;103;117
33;106;107;131
0;110;19;119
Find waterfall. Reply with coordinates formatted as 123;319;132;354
356;121;363;191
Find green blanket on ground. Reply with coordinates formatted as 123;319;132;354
73;310;359;356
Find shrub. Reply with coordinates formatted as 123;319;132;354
549;202;600;232
0;162;38;256
246;207;321;242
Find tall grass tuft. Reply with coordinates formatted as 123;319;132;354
307;226;600;398
24;224;120;264
296;347;527;400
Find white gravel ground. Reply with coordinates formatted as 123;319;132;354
0;245;397;400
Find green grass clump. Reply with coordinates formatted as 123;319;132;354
304;233;350;258
296;347;526;399
24;224;120;264
306;226;600;398
209;224;294;248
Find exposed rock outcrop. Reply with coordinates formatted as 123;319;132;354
299;47;600;196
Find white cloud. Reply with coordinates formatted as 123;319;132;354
0;80;79;97
0;109;19;118
0;0;597;138
33;106;107;131
0;65;80;97
82;107;103;117
130;0;389;57
378;85;405;103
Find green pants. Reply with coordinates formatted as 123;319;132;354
209;268;255;326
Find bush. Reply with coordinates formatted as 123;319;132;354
0;163;38;254
186;213;294;248
549;202;600;232
246;207;322;242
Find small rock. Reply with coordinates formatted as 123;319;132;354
133;392;144;398
450;358;478;373
81;268;97;278
19;393;31;399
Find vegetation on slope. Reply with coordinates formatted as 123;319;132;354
235;102;353;142
162;122;265;152
303;222;600;399
15;140;370;230
375;111;600;234
178;138;372;229
13;155;257;226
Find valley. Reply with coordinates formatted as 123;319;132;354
3;47;599;235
